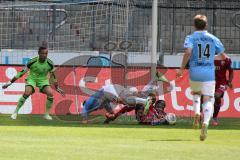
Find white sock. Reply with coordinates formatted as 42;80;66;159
193;94;201;116
125;97;147;106
202;100;213;126
135;97;147;104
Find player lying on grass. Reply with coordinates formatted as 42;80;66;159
81;84;151;123
104;99;177;125
2;46;65;120
103;92;156;124
81;71;172;123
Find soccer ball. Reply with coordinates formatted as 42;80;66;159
165;113;177;125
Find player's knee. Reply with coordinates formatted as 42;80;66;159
193;94;201;103
202;95;212;103
47;96;54;102
46;91;54;97
193;91;201;95
23;94;30;99
24;90;33;96
214;93;222;100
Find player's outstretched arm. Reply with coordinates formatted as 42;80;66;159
2;78;16;89
50;71;65;97
2;67;29;89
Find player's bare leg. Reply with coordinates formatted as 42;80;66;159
11;86;33;120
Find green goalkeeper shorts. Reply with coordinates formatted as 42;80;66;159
25;77;50;93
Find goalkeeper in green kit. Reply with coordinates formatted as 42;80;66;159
2;46;65;120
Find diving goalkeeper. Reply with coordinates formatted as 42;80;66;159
2;46;65;120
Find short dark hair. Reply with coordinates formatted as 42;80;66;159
155;100;166;110
38;46;47;54
148;93;156;103
194;14;207;30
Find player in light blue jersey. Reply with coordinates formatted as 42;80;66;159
177;15;225;141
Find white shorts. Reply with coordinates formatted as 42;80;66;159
189;80;215;97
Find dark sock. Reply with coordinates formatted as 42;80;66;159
213;98;221;118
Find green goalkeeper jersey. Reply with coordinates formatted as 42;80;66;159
26;57;54;80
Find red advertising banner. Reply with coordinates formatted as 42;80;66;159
0;66;239;117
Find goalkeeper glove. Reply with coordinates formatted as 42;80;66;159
56;87;65;97
2;81;12;89
156;72;169;83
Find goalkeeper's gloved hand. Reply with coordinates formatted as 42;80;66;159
2;81;12;89
56;87;65;97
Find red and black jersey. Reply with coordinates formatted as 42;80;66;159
215;57;232;86
136;105;166;125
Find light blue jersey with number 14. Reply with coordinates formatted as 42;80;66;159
184;31;225;82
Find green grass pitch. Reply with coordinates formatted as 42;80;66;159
0;115;240;160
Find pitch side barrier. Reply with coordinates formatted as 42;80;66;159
0;65;239;117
